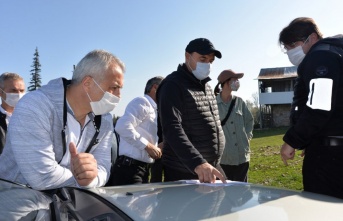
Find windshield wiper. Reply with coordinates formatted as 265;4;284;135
51;188;76;221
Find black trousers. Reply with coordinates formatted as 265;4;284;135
163;161;222;182
220;162;249;182
150;158;164;183
163;166;198;182
106;157;150;186
303;142;343;199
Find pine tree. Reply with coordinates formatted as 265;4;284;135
28;47;42;91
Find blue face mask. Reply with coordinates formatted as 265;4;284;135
188;56;212;80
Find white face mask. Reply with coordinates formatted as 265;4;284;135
86;79;120;115
230;80;240;91
0;89;25;107
287;46;306;66
286;36;310;66
188;56;212;80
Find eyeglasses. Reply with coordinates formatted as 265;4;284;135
281;42;296;53
281;35;310;53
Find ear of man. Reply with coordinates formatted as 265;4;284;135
82;76;94;93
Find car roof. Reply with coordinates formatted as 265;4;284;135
91;180;343;221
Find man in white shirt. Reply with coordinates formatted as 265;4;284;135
108;76;164;185
0;72;25;154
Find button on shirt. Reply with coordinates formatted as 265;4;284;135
216;95;254;165
115;95;158;163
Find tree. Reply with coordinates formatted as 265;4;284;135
246;92;260;128
251;92;259;107
27;47;42;91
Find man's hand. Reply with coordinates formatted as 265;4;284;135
145;143;162;159
280;142;296;166
157;142;164;150
70;142;98;186
300;150;305;157
194;163;226;183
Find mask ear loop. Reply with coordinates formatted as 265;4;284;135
303;34;311;45
85;91;93;102
0;88;6;97
92;78;106;94
84;78;104;103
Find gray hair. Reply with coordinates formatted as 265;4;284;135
0;72;24;88
72;49;125;84
144;76;164;94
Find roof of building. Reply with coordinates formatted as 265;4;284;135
257;66;298;80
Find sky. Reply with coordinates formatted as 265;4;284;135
1;0;343;116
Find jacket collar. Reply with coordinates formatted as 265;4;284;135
178;63;212;85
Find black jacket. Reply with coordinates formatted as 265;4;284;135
157;64;224;173
284;36;343;149
0;112;7;154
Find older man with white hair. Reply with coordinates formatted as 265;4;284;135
0;49;125;190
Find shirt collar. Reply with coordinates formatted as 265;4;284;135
180;63;212;85
216;93;224;104
66;100;92;122
0;105;11;117
217;93;235;105
144;94;157;109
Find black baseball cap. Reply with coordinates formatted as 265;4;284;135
185;38;222;58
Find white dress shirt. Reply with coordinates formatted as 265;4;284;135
59;102;100;188
115;95;158;163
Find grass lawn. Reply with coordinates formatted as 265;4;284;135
249;127;303;190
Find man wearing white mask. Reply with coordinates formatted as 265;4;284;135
0;72;25;154
0;50;125;190
279;17;343;199
157;38;226;183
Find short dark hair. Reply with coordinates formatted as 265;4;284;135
279;17;323;46
144;76;164;94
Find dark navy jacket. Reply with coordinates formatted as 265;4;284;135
284;36;343;149
157;64;224;173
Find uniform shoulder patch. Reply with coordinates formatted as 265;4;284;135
315;66;328;76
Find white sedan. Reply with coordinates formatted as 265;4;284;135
1;179;342;220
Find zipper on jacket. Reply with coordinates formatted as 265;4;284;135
207;94;221;157
76;119;92;148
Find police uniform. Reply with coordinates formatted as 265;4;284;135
284;36;343;199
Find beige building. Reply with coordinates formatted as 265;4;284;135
257;66;297;128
